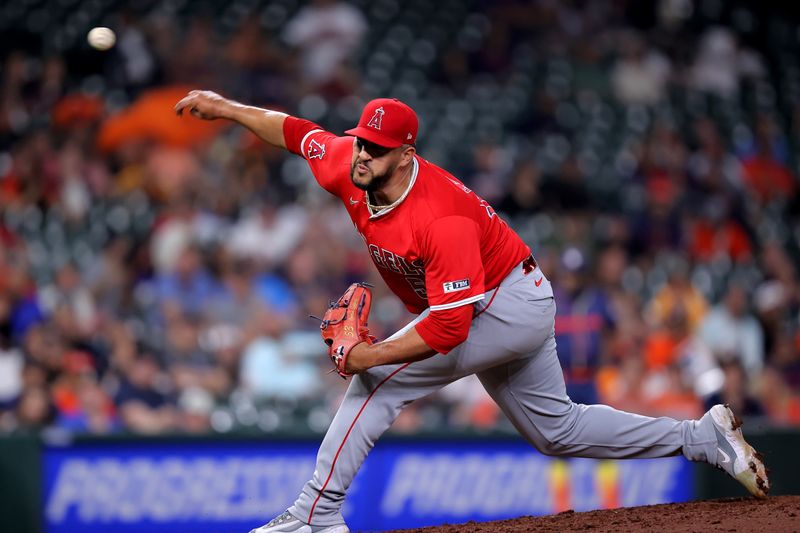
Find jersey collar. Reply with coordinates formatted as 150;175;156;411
367;156;419;219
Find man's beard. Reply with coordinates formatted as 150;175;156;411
350;160;395;192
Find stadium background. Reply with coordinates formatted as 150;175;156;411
0;0;799;532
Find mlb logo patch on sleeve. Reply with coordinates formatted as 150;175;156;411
443;279;470;293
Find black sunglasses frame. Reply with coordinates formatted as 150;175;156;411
355;137;398;158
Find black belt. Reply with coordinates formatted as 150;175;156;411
522;254;538;275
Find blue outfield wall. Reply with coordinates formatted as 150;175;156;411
42;437;693;533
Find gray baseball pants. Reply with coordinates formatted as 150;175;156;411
289;260;718;526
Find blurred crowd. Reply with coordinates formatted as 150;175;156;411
0;0;799;437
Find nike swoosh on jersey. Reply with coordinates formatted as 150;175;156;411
535;277;543;287
349;197;360;205
718;447;731;464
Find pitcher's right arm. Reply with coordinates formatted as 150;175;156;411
175;90;288;149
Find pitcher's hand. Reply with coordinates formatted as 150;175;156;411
174;90;232;120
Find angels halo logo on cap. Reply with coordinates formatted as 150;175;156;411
367;107;385;130
345;98;418;149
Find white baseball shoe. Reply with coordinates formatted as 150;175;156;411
704;404;769;499
249;511;349;533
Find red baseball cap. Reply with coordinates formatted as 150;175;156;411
345;98;418;148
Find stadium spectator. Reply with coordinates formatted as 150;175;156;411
239;336;320;401
163;314;231;398
770;331;800;391
646;363;704;420
113;11;159;93
0;299;24;411
53;368;119;434
224;16;291;104
756;366;800;426
226;199;308;267
645;256;709;332
541;154;591;212
496;159;544;221
114;353;177;433
736;113;791;166
176;385;215;433
14;387;54;432
151;245;221;321
688;26;765;98
282;0;367;93
698;284;765;378
704;360;766;419
740;124;796;206
38;263;98;341
552;247;616;405
687;116;745;198
644;303;723;399
610;31;672;106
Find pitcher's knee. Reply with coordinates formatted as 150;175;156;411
536;439;573;456
530;403;581;456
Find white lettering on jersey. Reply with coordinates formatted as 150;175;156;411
367;246;427;299
383;249;403;273
397;256;424;276
479;199;496;218
446;176;471;193
368;244;386;269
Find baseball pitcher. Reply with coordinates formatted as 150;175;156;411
174;91;769;533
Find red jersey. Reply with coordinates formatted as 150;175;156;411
284;117;531;351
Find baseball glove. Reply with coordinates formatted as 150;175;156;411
319;282;375;378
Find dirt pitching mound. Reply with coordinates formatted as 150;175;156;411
389;495;800;533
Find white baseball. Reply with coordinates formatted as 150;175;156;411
87;27;116;51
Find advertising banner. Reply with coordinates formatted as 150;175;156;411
43;438;692;532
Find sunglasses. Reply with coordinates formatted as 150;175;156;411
355;137;395;158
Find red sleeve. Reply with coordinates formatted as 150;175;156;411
415;305;472;354
421;215;486;311
282;116;351;196
282;116;324;156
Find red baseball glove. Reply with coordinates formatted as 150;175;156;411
319;282;375;378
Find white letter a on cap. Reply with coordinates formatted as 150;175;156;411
367;107;384;130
